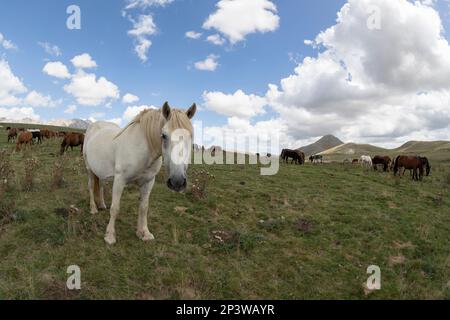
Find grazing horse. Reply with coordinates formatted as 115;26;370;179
352;159;359;164
84;102;197;245
281;149;304;164
420;157;431;176
360;155;372;168
28;130;42;144
60;133;85;155
309;155;323;164
393;156;424;181
372;155;391;172
7;128;18;143
15;131;33;152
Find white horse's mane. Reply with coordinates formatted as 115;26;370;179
115;108;193;158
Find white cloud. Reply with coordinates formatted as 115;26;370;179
38;42;62;56
0;33;17;50
122;93;140;104
125;0;173;10
206;34;226;46
64;70;120;106
64;105;77;114
186;31;202;40
71;53;98;69
24;90;61;108
123;105;156;121
203;0;279;44
264;0;450;145
42;61;71;79
202;90;266;119
127;15;157;62
0;59;27;107
0;107;39;121
107;118;123;126
194;54;219;71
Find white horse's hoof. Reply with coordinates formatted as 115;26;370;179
104;233;116;245
136;230;155;241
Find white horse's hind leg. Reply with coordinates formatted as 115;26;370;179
136;178;155;241
98;182;107;210
105;176;126;245
87;170;98;215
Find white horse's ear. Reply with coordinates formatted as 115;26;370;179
162;102;171;120
186;103;197;119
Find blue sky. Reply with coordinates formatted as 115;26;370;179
2;0;450;149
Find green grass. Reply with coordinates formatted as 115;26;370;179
0;128;449;299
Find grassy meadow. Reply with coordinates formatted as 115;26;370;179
0;126;449;299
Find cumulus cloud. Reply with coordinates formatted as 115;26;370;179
123;105;156;121
186;31;202;39
64;70;120;106
0;32;17;50
42;61;71;79
24;90;61;108
0;107;39;121
206;34;226;46
201;0;450;150
203;0;279;44
264;0;450;146
71;53;98;69
0;59;27;107
202;90;266;119
64;105;77;114
122;93;140;104
127;15;157;62
194;54;219;71
125;0;173;10
38;42;62;57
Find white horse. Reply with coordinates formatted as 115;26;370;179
83;102;196;245
360;155;372;168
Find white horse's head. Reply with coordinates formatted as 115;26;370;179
161;102;196;192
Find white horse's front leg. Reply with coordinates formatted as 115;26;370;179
136;178;156;242
105;175;126;245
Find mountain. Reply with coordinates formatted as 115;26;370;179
318;140;450;163
47;119;92;129
0;118;92;130
299;135;344;156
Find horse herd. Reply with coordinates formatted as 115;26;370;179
5;126;85;155
280;148;431;181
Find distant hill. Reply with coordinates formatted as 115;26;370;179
47;119;92;130
318;140;450;163
299;135;344;156
0;118;92;130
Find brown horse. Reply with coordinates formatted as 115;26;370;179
372;155;391;172
7;128;18;143
281;149;304;164
61;133;85;155
393;156;424;181
15;131;33;152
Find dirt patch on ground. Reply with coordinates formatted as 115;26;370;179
389;254;406;266
294;218;315;234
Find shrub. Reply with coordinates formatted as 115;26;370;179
22;157;40;191
0;150;15;196
52;158;65;189
189;169;215;200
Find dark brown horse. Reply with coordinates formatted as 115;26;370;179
281;149;304;165
393;156;424;181
372;155;391;172
7;128;18;143
15;131;33;152
61;133;85;155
